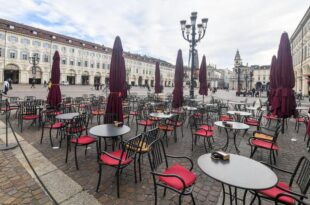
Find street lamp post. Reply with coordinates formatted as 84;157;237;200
28;53;40;84
235;66;241;96
180;12;208;99
250;70;253;90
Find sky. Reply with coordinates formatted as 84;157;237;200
0;0;308;69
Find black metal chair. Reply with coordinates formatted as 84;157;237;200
251;157;310;205
249;121;281;165
96;134;141;197
147;138;196;205
158;114;179;147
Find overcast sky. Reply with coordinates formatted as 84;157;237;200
0;0;308;68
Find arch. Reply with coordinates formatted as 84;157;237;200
4;64;20;83
94;72;101;85
138;76;143;86
67;69;76;85
255;81;262;90
81;71;89;85
82;71;89;76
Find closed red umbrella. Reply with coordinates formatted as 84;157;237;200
155;62;161;94
105;36;126;122
47;51;61;108
172;50;184;108
269;55;277;107
273;32;297;132
199;55;208;102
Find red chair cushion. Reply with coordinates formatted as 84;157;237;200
130;111;139;116
138;120;154;126
193;113;202;118
258;182;294;204
66;127;86;133
159;164;197;190
195;129;213;137
199;125;215;131
100;149;133;166
264;115;278;120
158;125;174;131
45;122;64;129
79;104;86;108
176;121;183;127
123;114;129;119
219;115;233;121
295;117;305;122
22;115;39;120
244;118;259;126
71;135;97;145
251;139;278;150
92;110;104;115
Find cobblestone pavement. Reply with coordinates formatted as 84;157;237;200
0;148;52;205
1;87;310;205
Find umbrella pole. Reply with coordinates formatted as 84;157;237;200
281;118;285;134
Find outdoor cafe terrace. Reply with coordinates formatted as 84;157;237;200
0;89;309;205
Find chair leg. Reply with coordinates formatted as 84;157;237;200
181;126;184;138
49;128;54;147
65;137;69;163
178;194;182;205
74;144;79;170
190;192;196;205
250;147;257;158
40;127;44;144
163;187;167;196
96;164;102;192
134;157;137;183
154;184;158;205
203;138;208;153
138;155;142;182
85;145;88;156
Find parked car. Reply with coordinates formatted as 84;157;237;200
61;81;69;86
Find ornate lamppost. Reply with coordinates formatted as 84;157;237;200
250;70;253;90
28;53;40;84
235;65;241;96
180;12;208;99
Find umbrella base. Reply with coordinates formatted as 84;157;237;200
0;143;18;151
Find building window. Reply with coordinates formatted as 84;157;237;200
52;45;58;50
0;48;3;57
62;58;66;65
84;61;88;67
43;43;51;48
43;54;49;63
9;50;17;59
21;38;30;44
96;63;100;69
136;69;138;73
77;61;81;66
61;47;66;52
258;76;260;81
21;51;28;60
107;64;110;69
90;63;94;68
70;59;74;66
0;33;4;40
70;48;74;53
8;36;18;42
102;63;105;69
32;40;41;47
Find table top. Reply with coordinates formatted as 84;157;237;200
227;111;251;116
89;124;131;137
214;121;250;130
56;112;79;120
228;101;246;105
149;112;174;119
246;106;260;110
296;106;309;110
183;106;198;111
198;153;278;190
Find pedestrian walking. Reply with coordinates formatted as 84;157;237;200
43;80;47;88
2;79;9;95
48;79;52;90
31;78;36;88
8;78;12;89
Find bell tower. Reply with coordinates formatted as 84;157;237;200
234;49;242;67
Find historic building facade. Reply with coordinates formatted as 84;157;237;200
0;18;174;86
229;50;270;91
291;7;310;96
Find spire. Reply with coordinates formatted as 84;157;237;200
234;49;242;67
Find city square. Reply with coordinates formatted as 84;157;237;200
0;1;310;205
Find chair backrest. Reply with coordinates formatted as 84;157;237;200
67;114;87;136
290;156;310;195
167;114;179;127
144;128;159;145
20;102;37;115
119;134;143;165
147;138;168;171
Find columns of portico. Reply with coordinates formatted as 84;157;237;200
76;74;81;84
302;76;308;96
